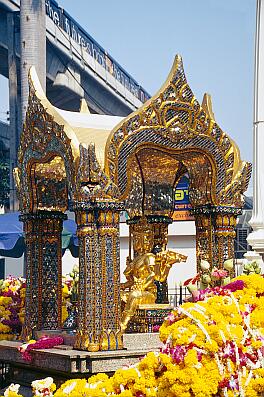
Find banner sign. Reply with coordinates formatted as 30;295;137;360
173;176;194;221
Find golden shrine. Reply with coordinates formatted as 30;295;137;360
14;55;251;352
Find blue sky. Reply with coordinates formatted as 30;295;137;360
0;0;256;178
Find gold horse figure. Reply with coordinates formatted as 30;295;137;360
120;250;187;333
154;250;187;282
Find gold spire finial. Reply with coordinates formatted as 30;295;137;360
202;93;215;120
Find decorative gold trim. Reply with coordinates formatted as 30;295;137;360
28;67;80;156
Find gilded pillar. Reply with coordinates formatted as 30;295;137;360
97;208;121;344
20;211;65;338
192;206;241;271
212;207;241;268
191;207;214;272
74;202;122;352
74;207;97;351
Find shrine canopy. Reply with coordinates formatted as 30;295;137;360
15;55;251;220
15;55;252;349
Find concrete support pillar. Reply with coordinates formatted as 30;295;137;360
7;13;20;210
20;0;46;123
246;0;264;264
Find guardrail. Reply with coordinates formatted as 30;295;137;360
45;0;151;104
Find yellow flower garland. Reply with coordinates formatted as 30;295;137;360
2;274;264;397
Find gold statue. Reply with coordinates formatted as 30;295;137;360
154;250;187;282
120;249;187;333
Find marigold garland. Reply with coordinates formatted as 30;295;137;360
0;276;26;338
1;274;264;397
53;274;264;397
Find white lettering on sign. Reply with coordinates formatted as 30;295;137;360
45;0;59;25
45;0;150;102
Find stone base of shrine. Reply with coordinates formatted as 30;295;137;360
0;334;162;389
33;330;162;351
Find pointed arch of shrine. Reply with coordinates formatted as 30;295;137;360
105;55;251;214
15;67;80;213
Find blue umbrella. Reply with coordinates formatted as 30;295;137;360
0;212;78;258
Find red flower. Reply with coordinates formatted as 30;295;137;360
20;336;64;362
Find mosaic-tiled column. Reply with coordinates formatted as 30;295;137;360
212;207;241;268
191;207;214;272
20;211;65;339
97;207;122;347
74;202;122;352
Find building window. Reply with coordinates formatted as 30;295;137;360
235;228;251;259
